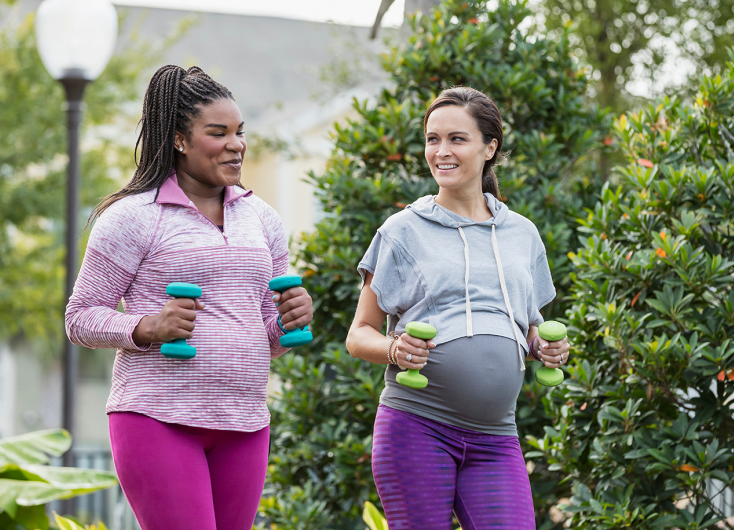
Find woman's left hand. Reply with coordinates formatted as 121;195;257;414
273;287;313;331
536;336;571;369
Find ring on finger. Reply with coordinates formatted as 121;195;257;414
406;353;413;362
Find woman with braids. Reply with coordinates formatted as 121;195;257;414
346;87;570;529
65;65;313;529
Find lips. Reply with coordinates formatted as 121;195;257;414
221;159;242;170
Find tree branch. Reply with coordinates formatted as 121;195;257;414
370;0;397;39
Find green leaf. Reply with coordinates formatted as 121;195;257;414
0;430;71;467
362;501;388;530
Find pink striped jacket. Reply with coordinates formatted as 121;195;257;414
66;174;289;432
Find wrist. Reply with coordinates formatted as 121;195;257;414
133;315;158;346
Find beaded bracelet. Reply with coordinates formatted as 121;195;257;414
387;334;399;365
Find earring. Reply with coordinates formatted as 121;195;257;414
178;147;183;152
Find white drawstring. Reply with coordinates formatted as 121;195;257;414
491;224;526;371
457;227;473;337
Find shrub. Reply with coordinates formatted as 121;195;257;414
529;55;734;528
0;430;117;529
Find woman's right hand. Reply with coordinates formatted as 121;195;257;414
394;333;435;370
133;298;205;346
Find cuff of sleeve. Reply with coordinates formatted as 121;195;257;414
121;314;153;352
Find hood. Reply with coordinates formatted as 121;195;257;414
406;193;508;228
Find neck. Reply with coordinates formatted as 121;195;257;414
435;183;492;222
175;167;225;204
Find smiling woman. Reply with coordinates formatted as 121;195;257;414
346;86;569;529
64;65;313;530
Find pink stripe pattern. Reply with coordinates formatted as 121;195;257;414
66;174;289;432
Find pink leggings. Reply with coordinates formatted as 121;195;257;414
109;412;269;530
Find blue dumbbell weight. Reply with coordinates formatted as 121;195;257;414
268;274;313;348
160;282;202;360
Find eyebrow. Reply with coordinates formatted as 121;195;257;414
426;130;470;136
204;121;245;129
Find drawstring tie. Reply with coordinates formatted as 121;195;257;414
491;224;525;371
457;224;525;371
458;227;473;337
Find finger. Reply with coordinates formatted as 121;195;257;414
397;342;430;359
176;318;195;332
175;308;198;322
277;287;307;304
277;293;311;315
171;298;196;310
400;334;430;349
280;306;312;328
271;292;280;305
194;299;205;310
398;354;427;370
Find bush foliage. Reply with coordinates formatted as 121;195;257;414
529;56;734;528
263;0;609;528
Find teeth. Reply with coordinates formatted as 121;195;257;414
438;164;458;169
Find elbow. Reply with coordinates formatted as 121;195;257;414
345;329;358;358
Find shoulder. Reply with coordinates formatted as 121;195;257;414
93;190;159;233
87;190;159;256
505;208;542;240
379;208;422;239
242;193;282;225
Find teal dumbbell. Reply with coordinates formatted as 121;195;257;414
268;274;313;348
395;321;436;389
160;282;202;360
535;320;567;387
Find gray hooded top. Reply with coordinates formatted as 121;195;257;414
359;193;556;372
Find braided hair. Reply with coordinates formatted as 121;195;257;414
89;65;236;224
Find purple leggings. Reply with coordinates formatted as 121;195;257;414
372;405;535;530
109;412;269;530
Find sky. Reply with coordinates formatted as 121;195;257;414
111;0;406;27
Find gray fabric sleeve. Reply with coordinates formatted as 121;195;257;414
528;251;556;326
357;232;405;316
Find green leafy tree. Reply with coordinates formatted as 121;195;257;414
0;11;194;347
537;0;734;110
530;54;734;529
0;429;117;529
263;0;610;528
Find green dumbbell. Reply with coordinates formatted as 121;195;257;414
534;320;567;387
268;274;313;348
160;282;202;360
395;321;436;389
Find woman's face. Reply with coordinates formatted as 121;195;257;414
424;105;496;192
175;98;246;188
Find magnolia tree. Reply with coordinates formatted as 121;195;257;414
262;1;610;528
529;56;734;528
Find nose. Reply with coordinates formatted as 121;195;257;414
227;138;246;154
436;140;451;158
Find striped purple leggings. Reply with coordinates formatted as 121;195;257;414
372;405;535;530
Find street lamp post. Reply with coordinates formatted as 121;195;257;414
35;0;118;469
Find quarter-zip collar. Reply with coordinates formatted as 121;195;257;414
156;172;253;208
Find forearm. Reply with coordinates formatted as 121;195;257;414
346;324;392;365
67;306;151;351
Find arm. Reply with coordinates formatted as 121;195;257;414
346;272;432;369
66;204;154;351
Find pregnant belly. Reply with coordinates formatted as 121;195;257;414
381;334;524;432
